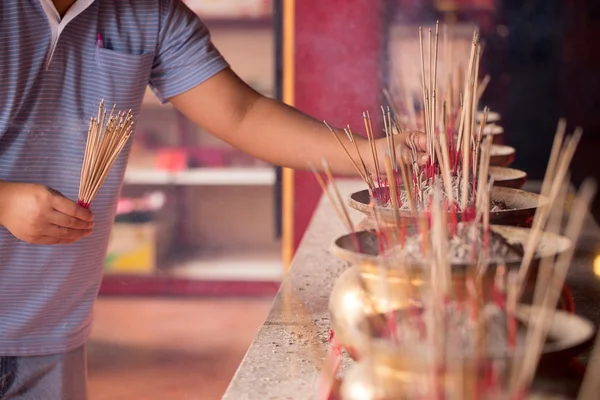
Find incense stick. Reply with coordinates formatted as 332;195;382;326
364;112;383;185
322;158;356;235
323;121;371;187
383;153;402;231
476;74;491;103
516;126;583;298
578;331;600;400
396;145;418;217
309;163;354;235
344;126;374;190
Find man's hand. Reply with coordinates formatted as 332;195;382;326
353;130;428;179
376;130;429;166
0;182;94;245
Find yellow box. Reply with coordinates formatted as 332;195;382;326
105;223;159;274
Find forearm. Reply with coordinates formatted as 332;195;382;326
169;69;368;176
232;96;427;175
231;95;366;175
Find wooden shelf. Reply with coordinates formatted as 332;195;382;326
124;167;276;186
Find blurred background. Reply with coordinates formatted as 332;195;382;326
90;0;600;398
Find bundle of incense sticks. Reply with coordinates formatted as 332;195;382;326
78;100;134;209
323;110;403;209
389;23;482;123
329;23;497;225
388;24;490;138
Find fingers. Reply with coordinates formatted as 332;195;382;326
36;236;76;245
397;146;413;164
45;224;93;242
49;211;94;230
50;192;94;222
410;132;428;153
397;147;429;166
398;130;428;153
26;226;92;245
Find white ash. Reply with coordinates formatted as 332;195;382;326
377;173;508;212
375;301;524;358
384;223;524;265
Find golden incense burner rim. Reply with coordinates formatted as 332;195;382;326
330;224;571;269
347;185;545;222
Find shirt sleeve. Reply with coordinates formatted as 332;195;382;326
149;0;230;104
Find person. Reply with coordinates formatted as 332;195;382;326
0;0;427;398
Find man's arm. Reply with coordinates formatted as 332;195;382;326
169;68;427;176
149;0;426;176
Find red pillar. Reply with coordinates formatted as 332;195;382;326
291;0;384;251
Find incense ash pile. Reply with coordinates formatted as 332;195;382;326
385;223;525;264
372;301;526;358
376;174;510;213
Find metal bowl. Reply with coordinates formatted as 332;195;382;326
339;361;576;400
329;224;574;361
330;271;595;397
348;186;546;227
484;124;504;144
338;304;594;400
330;225;570;270
490;166;528;189
477;110;501;123
491;144;516;167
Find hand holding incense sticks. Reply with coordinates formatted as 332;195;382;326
78;100;134;209
0;182;94;245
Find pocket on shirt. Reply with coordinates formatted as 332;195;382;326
85;48;154;117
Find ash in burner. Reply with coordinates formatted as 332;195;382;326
491;199;508;212
384;223;526;265
373;173;511;213
368;302;530;358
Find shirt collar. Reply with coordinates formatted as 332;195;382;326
39;0;96;29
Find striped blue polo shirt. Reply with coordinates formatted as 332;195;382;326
0;0;228;356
